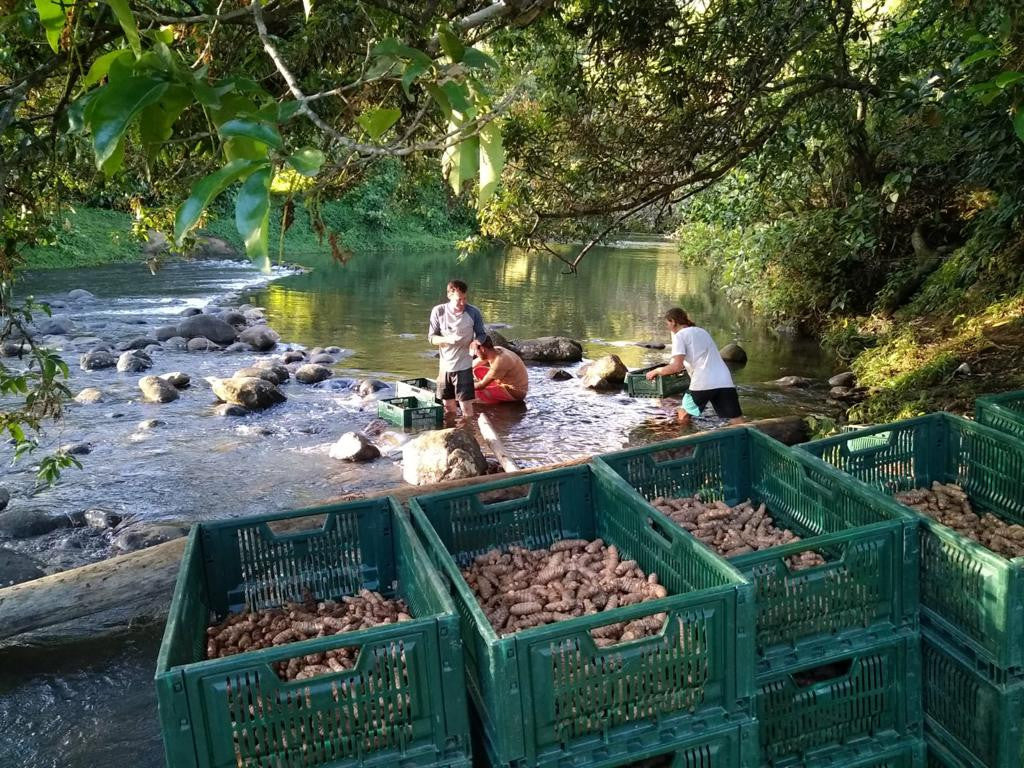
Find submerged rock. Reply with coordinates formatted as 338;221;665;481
0;508;71;538
80;350;117;371
719;342;747;364
238;326;280;351
775;376;813;388
402;428;487;485
139;376;180;403
295;364;333;384
581;354;628;390
177;314;238;345
515;336;583;363
112;523;189;553
329;432;381;462
160;371;191;389
828;371;856;388
548;369;574;381
117;350;153;373
209;376;286;410
0;547;44;586
74;387;104;404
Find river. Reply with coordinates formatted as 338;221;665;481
0;238;834;767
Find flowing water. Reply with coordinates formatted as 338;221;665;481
0;238;834;767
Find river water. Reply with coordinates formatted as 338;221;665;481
0;238;834;767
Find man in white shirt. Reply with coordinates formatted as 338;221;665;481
645;307;745;426
428;279;488;419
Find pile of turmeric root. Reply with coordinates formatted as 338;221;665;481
895;481;1024;559
649;495;826;570
206;589;412;680
462;538;670;643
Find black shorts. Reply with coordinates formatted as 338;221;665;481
685;387;743;419
438;368;475;402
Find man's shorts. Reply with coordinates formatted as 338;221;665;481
438;368;475;402
682;388;743;418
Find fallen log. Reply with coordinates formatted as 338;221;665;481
477;412;520;472
0;416;808;645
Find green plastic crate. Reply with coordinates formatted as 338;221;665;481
408;464;756;768
756;630;922;768
976;390;1024;442
594;428;919;674
800;413;1024;672
397;378;439;401
804;739;926;768
155;498;470;768
922;626;1024;768
925;736;967;768
378;396;444;430
625;365;690;398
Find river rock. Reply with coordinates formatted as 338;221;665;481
67;289;95;302
118;336;158;351
117;349;153;372
720;342;748;364
0;508;71;538
209;376;286;410
221;342;250;353
282;350;306;364
37;315;75;335
309;353;336;365
80;349;117;370
515;336;583;363
138;419;165;430
238;326;279;351
310;347;325;356
295;364;333;384
254;360;290;382
233;366;281;385
329;432;381;462
402;428;487;485
828;371;856;388
243;309;265;323
163;336;188;351
0;548;44;586
829;386;868;403
180;307;202;317
633;340;666;350
74;387;104;404
581;354;628;390
112;523;189;553
186;337;221;352
314;378;356;391
177;314;238;345
83;508;122;529
548;369;574;381
2;340;27;357
775;376;813;388
160;371;190;389
222;310;247;328
214;403;250;417
60;441;93;456
325;346;344;355
203;305;224;315
358;379;389;397
0;488;8;512
139;375;179;403
155;325;179;342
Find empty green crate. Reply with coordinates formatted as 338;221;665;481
408;464;755;768
378;396;444;429
397;378;439;401
800;413;1024;672
925;736;967;768
625;365;690;398
839;740;926;768
923;626;1024;768
976;390;1024;442
155;498;470;768
756;630;922;768
593;428;919;674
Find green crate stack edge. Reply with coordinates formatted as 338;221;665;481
592;429;923;767
397;378;440;402
155;497;471;768
625;366;690;399
407;463;756;768
799;412;1024;768
975;390;1024;443
378;396;444;429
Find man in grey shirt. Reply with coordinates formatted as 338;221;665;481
428;279;487;419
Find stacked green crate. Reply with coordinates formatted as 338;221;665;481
409;464;756;768
156;498;470;768
976;390;1024;442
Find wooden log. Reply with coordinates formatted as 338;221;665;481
476;412;520;472
0;416;808;644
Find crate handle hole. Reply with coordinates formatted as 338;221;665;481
791;658;853;688
645;516;676;547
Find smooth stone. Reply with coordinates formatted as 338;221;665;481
224;342;254;353
214;404;250;417
177;314;238;345
221;310;247;327
0;547;45;586
179;307;202;317
67;289;95;302
80;350;117;370
828;371;856;388
0;508;71;538
281;350;306;364
548;369;574;381
112;523;189;553
295;364;333;384
775;376;813;388
162;336;188;351
116;350;153;373
60;441;93;456
138;375;180;403
138;419;166;430
117;337;158;351
160;371;190;389
357;379;389;397
186;337;222;352
402;428;487;485
0;488;8;512
238;326;280;351
208;376;286;410
233;367;281;385
328;432;381;462
155;325;180;342
580;354;628;390
74;387;104;404
324;346;343;355
633;340;666;350
514;336;583;363
719;342;748;364
83;508;122;529
309;353;336;365
253;360;290;382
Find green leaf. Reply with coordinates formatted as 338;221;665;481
442;118;478;196
356;107;401;139
1014;109;1024;144
372;39;433;68
66;93;94;134
218;118;283;149
365;56;398;79
106;0;141;57
86;76;169;169
151;26;175;45
83;49;131;89
286;148;325;176
276;101;303;122
402;61;429;98
140;84;191;155
463;47;498;70
994;71;1024;88
478;120;504;206
441;81;472;113
961;49;1000;67
439;27;465;63
100;138;126;176
235;165;273;260
225;137;270;162
34;0;65;53
174;159;263;243
427;84;452;120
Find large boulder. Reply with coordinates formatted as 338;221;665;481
37;315;75;335
829;371;856;388
329;432;381;462
80;349;117;370
221;310;247;328
581;354;628;390
0;508;71;538
309;353;336;365
775;376;813;388
238;325;280;351
0;547;44;586
209;376;286;410
162;336;188;351
139;375;180;403
154;325;180;342
515;336;583;362
254;360;290;382
117;336;158;351
719;342;748;364
67;289;95;302
112;523;189;553
186;337;221;352
177;314;238;345
281;350;306;364
295;364;333;384
548;369;574;381
233;366;281;385
160;371;190;389
117;349;153;373
74;387;104;404
402;428;488;485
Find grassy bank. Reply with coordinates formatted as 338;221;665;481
21;207;143;269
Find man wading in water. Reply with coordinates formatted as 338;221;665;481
428;279;488;421
646;307;745;426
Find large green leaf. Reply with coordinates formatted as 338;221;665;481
442;116;478;196
86;76;169;169
100;138;126;177
83;49;131;89
174;159;264;244
441;81;472;113
402;61;430;98
105;0;141;57
225;137;269;162
994;71;1024;88
286;148;325;177
439;27;465;63
373;38;432;68
235;166;273;260
478;120;504;206
34;0;65;53
463;47;498;71
140;84;192;155
356;107;401;139
218;118;283;149
426;84;453;120
961;49;1000;67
